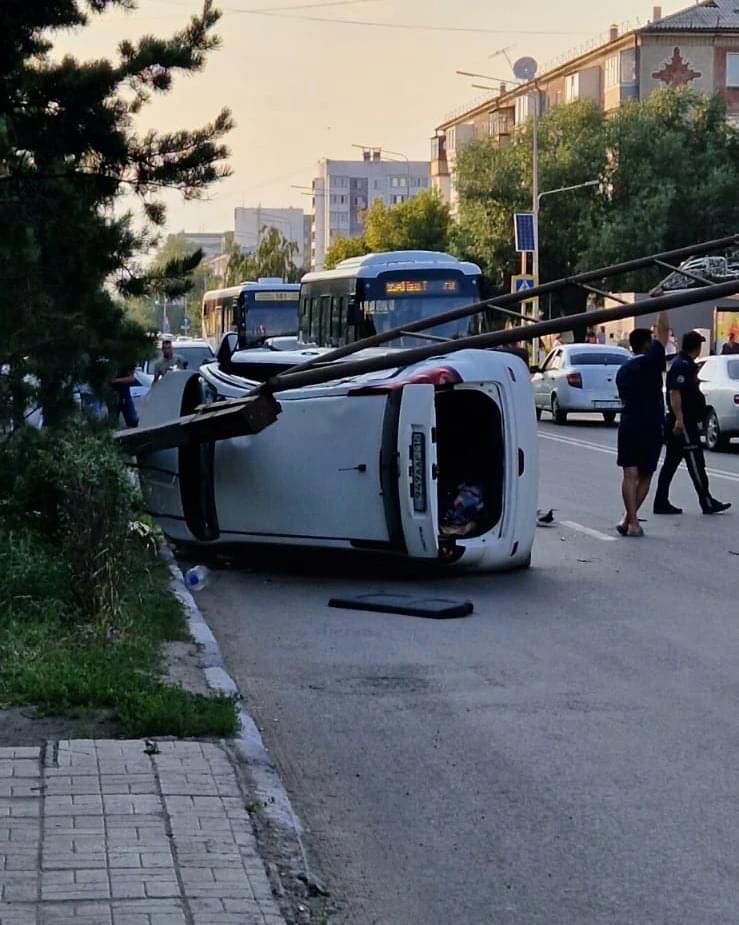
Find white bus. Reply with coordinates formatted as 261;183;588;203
201;278;300;349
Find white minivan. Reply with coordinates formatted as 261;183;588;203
135;349;539;571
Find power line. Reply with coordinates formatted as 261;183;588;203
233;0;380;13
236;10;593;36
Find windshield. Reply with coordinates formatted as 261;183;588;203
569;352;628;366
360;296;486;345
728;359;739;380
176;345;215;368
245;304;299;340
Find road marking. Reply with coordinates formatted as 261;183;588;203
560;520;618;542
540;432;739;484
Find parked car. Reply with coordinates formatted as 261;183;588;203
531;344;631;424
140;338;215;377
134;348;538;572
697;355;739;451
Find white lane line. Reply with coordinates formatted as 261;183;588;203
560;520;618;542
540;432;739;483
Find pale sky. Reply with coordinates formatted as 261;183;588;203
56;0;683;236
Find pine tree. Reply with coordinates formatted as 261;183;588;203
0;0;232;427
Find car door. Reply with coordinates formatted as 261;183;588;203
532;351;556;407
397;384;439;558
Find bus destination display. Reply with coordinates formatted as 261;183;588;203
253;291;300;302
384;279;459;296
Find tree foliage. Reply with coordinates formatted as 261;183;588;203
323;190;451;269
453;89;739;305
224;226;301;286
0;0;231;427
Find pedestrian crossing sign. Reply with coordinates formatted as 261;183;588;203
511;275;535;294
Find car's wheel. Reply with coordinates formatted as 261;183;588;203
603;410;617;425
551;394;567;425
535;405;542;421
705;408;730;451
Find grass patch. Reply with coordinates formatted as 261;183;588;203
0;534;238;739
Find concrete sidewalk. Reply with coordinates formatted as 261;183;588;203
0;738;286;925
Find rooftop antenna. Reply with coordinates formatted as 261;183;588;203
489;45;515;70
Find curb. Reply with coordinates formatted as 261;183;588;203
159;547;315;875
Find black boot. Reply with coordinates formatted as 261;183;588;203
702;499;731;515
653;500;683;515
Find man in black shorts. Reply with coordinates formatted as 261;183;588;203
614;310;669;536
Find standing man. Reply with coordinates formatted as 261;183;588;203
153;337;187;383
721;331;739;355
110;367;139;428
653;331;731;516
615;310;669;537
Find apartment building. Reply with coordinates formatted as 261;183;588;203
311;150;431;270
433;1;739;210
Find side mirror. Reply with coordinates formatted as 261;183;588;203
529;365;540;374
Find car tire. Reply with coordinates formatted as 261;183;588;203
535;406;542;421
602;411;617;425
705;408;730;452
551;394;567;425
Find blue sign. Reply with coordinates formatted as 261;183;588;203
515;278;535;292
514;212;536;253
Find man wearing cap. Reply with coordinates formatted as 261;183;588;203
153;337;187;383
653;330;731;516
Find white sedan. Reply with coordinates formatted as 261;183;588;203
135;349;539;572
532;344;630;424
698;355;739;451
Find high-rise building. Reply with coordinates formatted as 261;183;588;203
311;151;431;270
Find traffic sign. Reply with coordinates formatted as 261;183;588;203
511;274;535;294
514;212;536;253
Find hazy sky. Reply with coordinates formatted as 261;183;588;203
56;0;683;235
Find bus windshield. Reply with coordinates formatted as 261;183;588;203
244;292;300;341
360;295;485;344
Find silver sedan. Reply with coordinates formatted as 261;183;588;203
698;355;739;451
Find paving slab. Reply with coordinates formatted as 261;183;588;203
0;741;286;924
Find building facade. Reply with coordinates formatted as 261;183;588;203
311;151;431;270
234;207;310;269
433;1;739;210
182;232;227;259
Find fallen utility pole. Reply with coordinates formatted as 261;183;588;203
278;234;739;378
262;276;739;396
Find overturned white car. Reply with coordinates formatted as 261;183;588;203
135;348;539;571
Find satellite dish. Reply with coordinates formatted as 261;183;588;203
513;56;538;82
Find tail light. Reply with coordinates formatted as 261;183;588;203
567;371;583;388
403;366;462;386
349;366;461;395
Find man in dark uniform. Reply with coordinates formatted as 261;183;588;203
653;331;731;515
615;310;669;537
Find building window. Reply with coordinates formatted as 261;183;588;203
514;94;531;123
605;54;620;89
727;53;739;87
391;194;405;205
565;73;580;102
447;126;456;152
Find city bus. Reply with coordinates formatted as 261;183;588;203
299;251;486;348
201;278;301;350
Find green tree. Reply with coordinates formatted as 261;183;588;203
324;234;370;269
453;100;606;307
365;189;451;252
580;88;739;288
223;226;300;286
0;0;231;428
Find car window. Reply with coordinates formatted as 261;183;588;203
539;350;556;372
177;345;215;369
728;359;739;381
550;351;564;371
569;352;628;366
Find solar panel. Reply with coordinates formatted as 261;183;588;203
514;213;536;253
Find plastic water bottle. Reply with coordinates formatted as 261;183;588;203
184;565;210;591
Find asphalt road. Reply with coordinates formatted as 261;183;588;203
195;416;739;925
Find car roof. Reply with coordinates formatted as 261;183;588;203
562;343;629;352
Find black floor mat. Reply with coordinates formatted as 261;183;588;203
328;593;473;619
